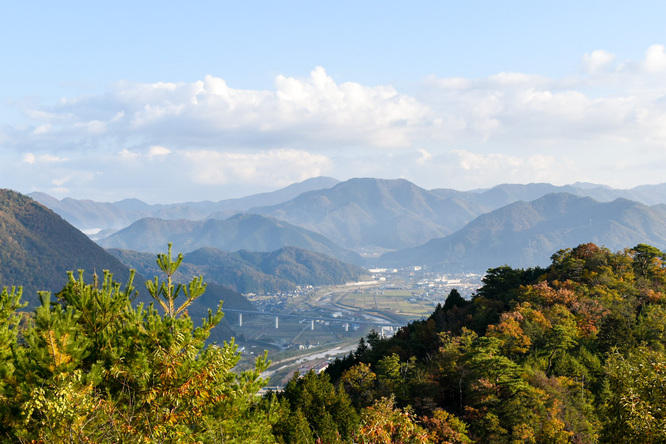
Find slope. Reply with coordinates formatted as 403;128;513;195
379;193;666;271
251;177;486;251
97;213;363;265
0;189;135;305
109;246;368;294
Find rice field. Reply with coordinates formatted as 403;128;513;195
333;289;433;317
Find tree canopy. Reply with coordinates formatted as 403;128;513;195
2;242;666;442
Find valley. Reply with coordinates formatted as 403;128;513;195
230;266;483;385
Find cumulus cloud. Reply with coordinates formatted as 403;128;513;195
22;153;67;164
12;67;434;154
421;45;666;150
582;50;616;73
8;45;666;201
644;44;666;72
147;145;170;158
182;148;332;187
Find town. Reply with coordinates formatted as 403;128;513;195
234;265;484;385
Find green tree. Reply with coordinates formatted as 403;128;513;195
340;362;377;409
277;370;359;443
602;347;666;442
5;246;274;443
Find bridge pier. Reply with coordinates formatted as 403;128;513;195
239;313;243;327
311;319;315;330
275;316;279;329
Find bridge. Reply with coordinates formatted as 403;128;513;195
221;308;402;334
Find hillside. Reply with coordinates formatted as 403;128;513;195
109;246;368;294
97;213;363;264
251;177;486;251
31;178;666;256
0;189;254;341
379;193;666;270
0;189;134;304
317;242;666;442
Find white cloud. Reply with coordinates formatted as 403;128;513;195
13;67;434;154
183;149;331;187
9;46;666;202
119;148;139;159
22;152;67;164
72;119;106;134
644;44;666;73
421;46;666;149
416;149;432;165
427;150;576;189
32;124;51;135
147;145;170;158
582;50;616;73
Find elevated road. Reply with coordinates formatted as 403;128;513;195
221;308;402;328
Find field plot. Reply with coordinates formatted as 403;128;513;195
334;289;434;318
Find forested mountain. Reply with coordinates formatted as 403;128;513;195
0;189;134;305
5;241;663;442
250;178;487;251
243;179;666;252
31;178;666;257
97;213;363;264
29;176;339;233
301;242;666;442
379;193;666;271
109;246;368;294
0;189;254;340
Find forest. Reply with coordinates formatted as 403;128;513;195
1;242;665;442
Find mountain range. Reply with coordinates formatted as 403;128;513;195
29;176;340;235
0;188;368;303
26;177;666;274
378;193;666;271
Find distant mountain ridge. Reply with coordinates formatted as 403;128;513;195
109;246;368;294
250;178;487;251
378;193;666;271
28;177;666;262
29;176;340;234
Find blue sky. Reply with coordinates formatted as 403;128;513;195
3;1;666;203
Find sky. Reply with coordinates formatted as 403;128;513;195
3;1;666;203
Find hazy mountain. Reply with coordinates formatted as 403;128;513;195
250;178;487;251
109;246;368;294
97;213;363;264
434;182;666;211
379;193;666;271
29;176;340;233
30;177;666;256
